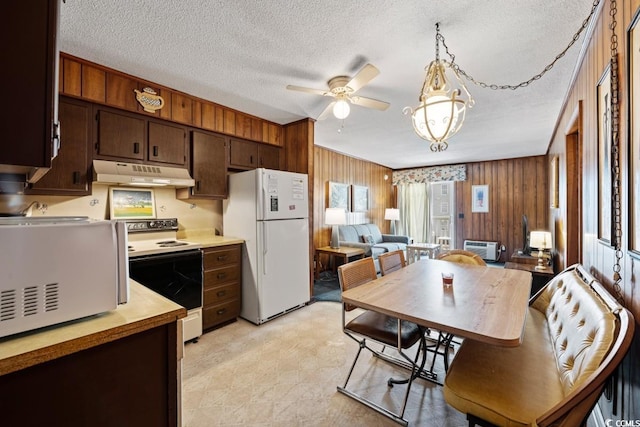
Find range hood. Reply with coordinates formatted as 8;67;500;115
93;160;195;187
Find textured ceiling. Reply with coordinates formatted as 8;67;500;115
59;0;599;169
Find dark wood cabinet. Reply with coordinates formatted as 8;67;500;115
148;121;187;165
259;144;281;169
95;107;187;167
95;109;145;161
1;0;59;183
28;97;91;195
177;130;228;199
229;138;280;170
202;244;241;330
0;322;180;427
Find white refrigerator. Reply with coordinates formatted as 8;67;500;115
223;168;310;324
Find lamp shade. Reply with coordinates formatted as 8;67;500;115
325;207;347;225
529;231;552;249
384;208;400;221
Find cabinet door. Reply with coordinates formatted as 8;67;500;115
228;138;257;169
28;97;91;195
148;121;186;166
1;0;58;175
191;131;228;198
96;109;145;161
258;144;280;169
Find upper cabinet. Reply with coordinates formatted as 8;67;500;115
1;0;60;184
177;130;228;200
28;97;92;195
94;106;187;167
229;138;280;170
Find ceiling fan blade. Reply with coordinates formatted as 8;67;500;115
346;63;380;93
350;96;390;111
286;85;330;96
317;101;336;120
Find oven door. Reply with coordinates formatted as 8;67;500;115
129;249;203;310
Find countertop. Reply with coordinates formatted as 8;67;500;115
0;281;186;376
178;229;244;248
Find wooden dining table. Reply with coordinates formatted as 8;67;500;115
341;258;532;347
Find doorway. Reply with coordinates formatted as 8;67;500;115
565;102;583;266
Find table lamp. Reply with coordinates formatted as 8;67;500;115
325;208;347;249
529;231;552;270
384;208;400;235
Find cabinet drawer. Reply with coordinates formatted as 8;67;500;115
203;299;240;329
204;282;240;305
204;265;239;287
204;246;241;269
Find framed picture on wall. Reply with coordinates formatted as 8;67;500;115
328;181;350;211
629;9;640;257
471;185;489;213
109;187;156;220
351;185;369;212
597;61;613;246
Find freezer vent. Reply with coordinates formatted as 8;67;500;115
45;283;60;312
0;289;17;321
463;240;500;261
23;286;39;316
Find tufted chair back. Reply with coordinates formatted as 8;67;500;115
437;249;487;266
531;266;617;396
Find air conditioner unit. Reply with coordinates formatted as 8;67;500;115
463;240;500;262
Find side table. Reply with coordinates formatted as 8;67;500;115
504;261;555;296
406;243;441;264
315;246;365;280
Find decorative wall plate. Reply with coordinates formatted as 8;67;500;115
134;87;165;113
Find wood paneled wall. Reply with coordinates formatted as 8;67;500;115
312;146;393;257
548;1;640;421
454;156;548;262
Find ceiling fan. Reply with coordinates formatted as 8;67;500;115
286;63;390;120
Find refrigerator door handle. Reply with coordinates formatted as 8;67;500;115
262;223;268;275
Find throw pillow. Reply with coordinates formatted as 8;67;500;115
361;234;374;244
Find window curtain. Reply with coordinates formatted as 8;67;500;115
397;183;430;243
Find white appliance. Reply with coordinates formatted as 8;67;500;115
0;217;129;338
126;218;203;343
223;168;310;324
463;240;500;261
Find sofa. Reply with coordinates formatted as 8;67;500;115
338;224;410;271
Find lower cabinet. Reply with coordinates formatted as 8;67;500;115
203;244;241;330
0;322;180;427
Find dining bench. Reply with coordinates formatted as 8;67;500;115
443;263;635;427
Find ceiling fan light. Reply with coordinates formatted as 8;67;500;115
333;99;350;119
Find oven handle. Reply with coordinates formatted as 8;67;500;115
129;249;202;264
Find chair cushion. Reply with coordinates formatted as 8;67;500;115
443;308;564;426
347;310;422;349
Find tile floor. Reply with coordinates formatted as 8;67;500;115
182;301;467;426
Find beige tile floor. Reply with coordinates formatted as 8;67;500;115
182;301;467;427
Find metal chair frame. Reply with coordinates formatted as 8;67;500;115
337;257;428;426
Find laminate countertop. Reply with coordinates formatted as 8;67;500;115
0;281;186;376
177;230;244;248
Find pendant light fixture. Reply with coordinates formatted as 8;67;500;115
405;23;474;152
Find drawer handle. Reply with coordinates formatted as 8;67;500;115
153;145;159;157
217;255;228;261
217;272;226;280
216;290;226;297
133;142;140;154
217;308;227;315
72;171;81;185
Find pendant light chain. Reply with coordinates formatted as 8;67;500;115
439;0;601;91
610;0;624;304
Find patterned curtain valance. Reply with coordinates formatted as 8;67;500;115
392;164;466;185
